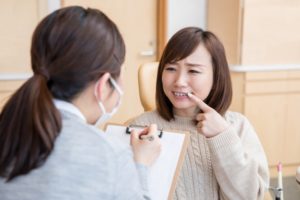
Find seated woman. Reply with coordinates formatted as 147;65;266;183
131;27;269;200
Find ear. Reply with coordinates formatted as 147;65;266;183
94;72;111;101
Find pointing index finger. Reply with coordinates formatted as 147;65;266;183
187;92;211;112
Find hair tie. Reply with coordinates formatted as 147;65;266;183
36;68;50;81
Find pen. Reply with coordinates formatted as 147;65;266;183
126;124;163;138
139;135;155;141
126;125;156;141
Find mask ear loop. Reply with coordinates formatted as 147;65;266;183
109;77;124;96
95;76;123;114
94;80;107;114
94;80;101;101
108;77;123;110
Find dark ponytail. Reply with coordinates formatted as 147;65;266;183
0;6;125;181
0;74;61;181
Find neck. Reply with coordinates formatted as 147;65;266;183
71;84;100;124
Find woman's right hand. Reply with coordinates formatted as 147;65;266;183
130;124;161;166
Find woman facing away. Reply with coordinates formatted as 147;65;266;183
131;27;269;200
0;6;160;200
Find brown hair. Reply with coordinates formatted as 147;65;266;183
156;27;232;121
0;6;125;181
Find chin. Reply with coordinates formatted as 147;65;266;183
172;102;195;110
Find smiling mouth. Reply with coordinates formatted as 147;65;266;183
173;92;189;97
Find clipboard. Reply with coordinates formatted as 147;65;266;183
105;124;190;200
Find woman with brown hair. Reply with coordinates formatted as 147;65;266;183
131;27;269;200
0;6;160;200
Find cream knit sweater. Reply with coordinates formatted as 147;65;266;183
131;110;269;200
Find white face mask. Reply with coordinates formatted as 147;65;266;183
94;77;123;126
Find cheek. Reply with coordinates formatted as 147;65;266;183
161;73;175;102
162;72;170;90
192;76;213;99
205;76;214;92
105;93;118;112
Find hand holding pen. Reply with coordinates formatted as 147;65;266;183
130;124;161;166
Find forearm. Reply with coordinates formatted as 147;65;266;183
114;151;151;200
135;163;151;199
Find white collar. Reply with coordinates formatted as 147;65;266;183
53;99;87;123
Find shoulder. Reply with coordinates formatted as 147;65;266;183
0;113;136;198
57;113;131;164
225;111;250;125
224;111;255;138
48;119;133;188
129;110;165;126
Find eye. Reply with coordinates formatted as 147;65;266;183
164;66;176;71
189;69;201;74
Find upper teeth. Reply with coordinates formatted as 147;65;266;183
174;92;187;96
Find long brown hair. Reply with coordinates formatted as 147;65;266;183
0;6;125;181
156;27;232;121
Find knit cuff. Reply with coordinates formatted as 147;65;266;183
206;125;241;157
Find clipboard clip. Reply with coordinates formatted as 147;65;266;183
125;124;163;138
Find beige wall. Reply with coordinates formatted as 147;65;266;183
242;0;300;65
0;0;44;73
207;0;242;64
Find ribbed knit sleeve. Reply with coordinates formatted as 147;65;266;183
207;112;269;200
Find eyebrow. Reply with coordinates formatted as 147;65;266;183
185;62;205;67
167;62;206;68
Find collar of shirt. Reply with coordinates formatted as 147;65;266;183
53;99;87;123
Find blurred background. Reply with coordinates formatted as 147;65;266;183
0;0;299;198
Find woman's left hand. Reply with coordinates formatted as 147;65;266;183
188;93;230;138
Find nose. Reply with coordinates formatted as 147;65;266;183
174;72;188;87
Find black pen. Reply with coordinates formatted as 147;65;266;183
139;134;154;141
126;124;163;138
